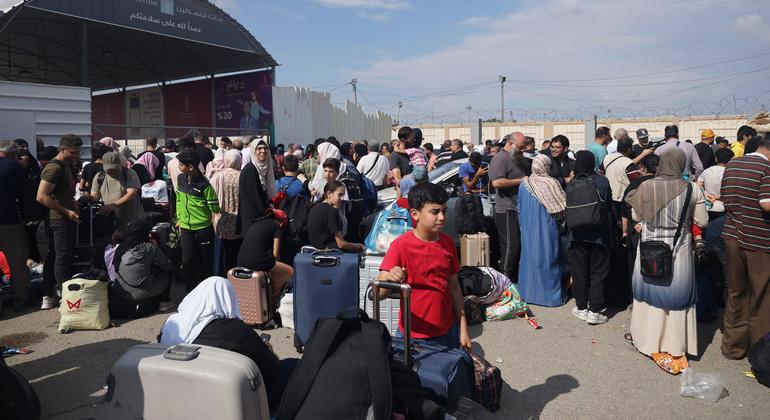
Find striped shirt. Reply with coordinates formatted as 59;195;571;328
721;153;770;252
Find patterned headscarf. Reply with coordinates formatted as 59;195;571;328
523;154;566;215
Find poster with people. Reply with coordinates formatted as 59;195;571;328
214;70;273;136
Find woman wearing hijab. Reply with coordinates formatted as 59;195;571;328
108;218;173;310
132;151;159;185
99;136;120;152
624;149;707;375
517;154;567;307
238;138;275;235
158;276;292;412
567;151;613;324
211;150;243;275
309;142;342;197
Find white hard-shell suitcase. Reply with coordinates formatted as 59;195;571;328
105;343;270;420
359;254;400;335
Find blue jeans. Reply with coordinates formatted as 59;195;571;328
395;323;460;348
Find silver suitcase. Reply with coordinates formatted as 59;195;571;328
106;343;270;420
360;254;400;335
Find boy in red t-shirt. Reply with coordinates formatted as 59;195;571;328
377;183;472;350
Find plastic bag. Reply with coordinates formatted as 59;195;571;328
364;206;412;254
58;278;110;332
679;368;724;402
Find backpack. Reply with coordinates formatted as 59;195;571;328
0;348;41;420
360;176;378;216
565;173;606;231
277;310;392;420
96;167;129;187
457;266;493;298
454;194;486;235
274;178;310;242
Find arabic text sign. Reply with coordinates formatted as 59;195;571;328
214;71;273;134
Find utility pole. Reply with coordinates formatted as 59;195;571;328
499;75;506;122
466;105;472;123
351;78;358;105
396;101;403;125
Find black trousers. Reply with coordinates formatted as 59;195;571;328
568;241;610;312
180;226;215;292
493;209;521;282
44;218;76;296
222;238;243;275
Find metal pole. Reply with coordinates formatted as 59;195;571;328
81;21;88;87
351;78;357;105
499;75;506;122
210;74;216;138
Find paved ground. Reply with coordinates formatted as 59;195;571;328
1;283;768;419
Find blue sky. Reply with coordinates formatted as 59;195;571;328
216;0;770;123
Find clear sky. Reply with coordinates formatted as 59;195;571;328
216;0;770;123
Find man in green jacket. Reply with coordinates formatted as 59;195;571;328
176;150;220;292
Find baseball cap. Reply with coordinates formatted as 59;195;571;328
701;129;715;139
102;152;122;171
636;128;649;139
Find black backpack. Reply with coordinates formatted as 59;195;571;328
278;310;392;420
565;173;606;231
279;194;310;242
458;266;493;297
454;194;486;235
748;332;770;388
0;348;41;420
338;167;363;201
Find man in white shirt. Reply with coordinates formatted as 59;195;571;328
698;148;734;219
356;143;390;188
607;128;629;155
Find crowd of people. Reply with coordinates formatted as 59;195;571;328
0;121;768;387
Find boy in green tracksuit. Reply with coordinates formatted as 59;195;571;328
176;150;220;292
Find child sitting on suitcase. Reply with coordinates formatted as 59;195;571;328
377;182;472;350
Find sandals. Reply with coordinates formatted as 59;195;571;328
652;352;689;375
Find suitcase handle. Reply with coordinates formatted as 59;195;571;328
164;344;201;361
371;281;412;368
313;255;340;267
230;267;254;279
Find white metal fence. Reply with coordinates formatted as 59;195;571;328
272;86;393;145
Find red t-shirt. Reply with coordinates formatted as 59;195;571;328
380;230;460;338
0;251;10;282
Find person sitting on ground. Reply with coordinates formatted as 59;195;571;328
107;218;173;311
275;155;307;198
307;181;364;252
459;152;489;194
158;276;294;412
90;152;145;227
237;209;294;302
377;182;472;351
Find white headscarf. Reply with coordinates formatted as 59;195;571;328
311;142;342;194
250;138;276;199
159;276;240;345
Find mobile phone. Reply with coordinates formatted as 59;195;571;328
260;333;271;342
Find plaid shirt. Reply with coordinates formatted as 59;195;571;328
301;156;318;178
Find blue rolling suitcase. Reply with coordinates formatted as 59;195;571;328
371;281;474;408
293;248;361;352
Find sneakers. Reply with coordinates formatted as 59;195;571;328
572;307;588;321
158;301;176;312
40;295;57;310
586;311;609;325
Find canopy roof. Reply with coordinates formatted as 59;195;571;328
0;0;278;90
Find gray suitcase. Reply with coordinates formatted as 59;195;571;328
105;343;269;420
360;254;400;335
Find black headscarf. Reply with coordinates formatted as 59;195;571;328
18;150;40;179
113;218;151;271
573;150;595;175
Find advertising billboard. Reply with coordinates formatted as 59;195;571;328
214;70;273;136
